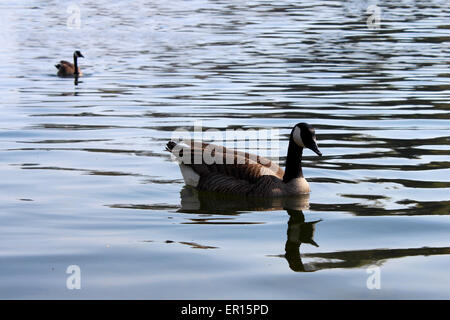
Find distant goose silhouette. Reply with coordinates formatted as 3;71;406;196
166;123;322;197
55;50;84;77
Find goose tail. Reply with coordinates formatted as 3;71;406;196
55;64;61;70
166;141;177;152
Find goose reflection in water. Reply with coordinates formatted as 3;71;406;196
179;186;311;214
178;187;450;273
284;209;321;272
179;186;321;272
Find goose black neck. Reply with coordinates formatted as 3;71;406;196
73;54;79;76
283;138;304;183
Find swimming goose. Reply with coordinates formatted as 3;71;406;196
55;50;84;77
166;122;322;197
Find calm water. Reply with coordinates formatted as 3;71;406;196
1;0;449;299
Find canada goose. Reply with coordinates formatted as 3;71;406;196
55;50;84;77
166;122;322;197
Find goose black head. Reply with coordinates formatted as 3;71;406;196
74;50;84;58
291;123;322;156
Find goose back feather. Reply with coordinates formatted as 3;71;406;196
167;140;284;182
55;60;82;77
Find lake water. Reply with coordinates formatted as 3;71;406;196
1;0;449;299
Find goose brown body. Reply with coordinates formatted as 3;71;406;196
55;51;84;77
55;60;82;77
166;123;322;197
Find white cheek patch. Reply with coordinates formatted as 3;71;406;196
293;126;304;147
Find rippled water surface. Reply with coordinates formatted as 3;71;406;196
1;0;449;299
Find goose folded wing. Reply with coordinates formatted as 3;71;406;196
169;140;284;182
59;60;74;67
58;60;75;71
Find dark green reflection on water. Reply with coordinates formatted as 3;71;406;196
178;186;311;215
179;187;450;273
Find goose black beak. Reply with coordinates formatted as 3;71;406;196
79;53;84;58
309;142;322;157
